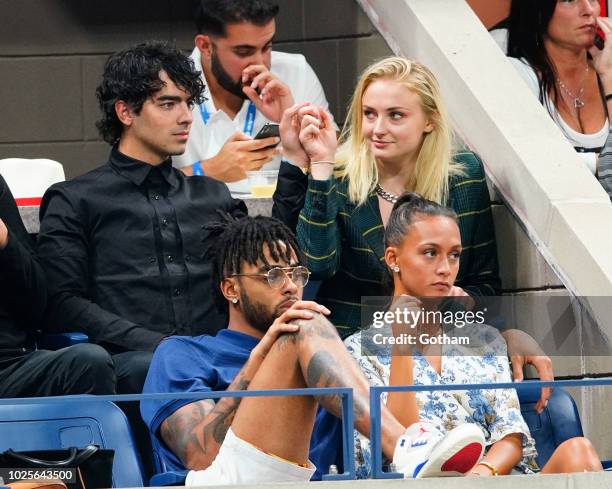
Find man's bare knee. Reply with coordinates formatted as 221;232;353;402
291;312;339;342
272;314;338;354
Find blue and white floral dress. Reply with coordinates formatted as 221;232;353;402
345;324;539;478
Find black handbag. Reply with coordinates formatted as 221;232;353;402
0;445;114;489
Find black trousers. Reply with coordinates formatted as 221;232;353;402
111;350;155;480
0;343;116;397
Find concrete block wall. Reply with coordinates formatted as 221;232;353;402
0;0;391;179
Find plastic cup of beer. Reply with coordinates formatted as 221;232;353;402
247;170;278;198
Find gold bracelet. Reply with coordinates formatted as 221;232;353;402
310;161;335;166
476;461;498;476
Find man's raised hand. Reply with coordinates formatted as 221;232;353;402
242;65;295;123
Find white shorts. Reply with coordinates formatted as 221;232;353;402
185;428;316;486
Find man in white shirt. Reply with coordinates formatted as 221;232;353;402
175;0;335;194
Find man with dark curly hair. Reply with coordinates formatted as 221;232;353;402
37;41;246;395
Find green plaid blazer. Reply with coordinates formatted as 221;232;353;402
296;151;500;338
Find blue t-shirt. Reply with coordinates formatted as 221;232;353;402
140;329;341;479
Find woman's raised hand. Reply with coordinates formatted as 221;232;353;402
590;17;612;82
279;102;311;168
298;106;338;165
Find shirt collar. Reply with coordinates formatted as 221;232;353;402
109;146;178;188
216;328;260;350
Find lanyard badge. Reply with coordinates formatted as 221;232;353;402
199;102;257;137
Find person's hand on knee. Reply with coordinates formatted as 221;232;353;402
252;301;330;359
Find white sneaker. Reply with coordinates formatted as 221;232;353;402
392;421;485;478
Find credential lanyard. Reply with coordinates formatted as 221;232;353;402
198;102;257;136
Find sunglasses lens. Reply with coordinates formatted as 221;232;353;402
267;268;286;289
292;266;310;287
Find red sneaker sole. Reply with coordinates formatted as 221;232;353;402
440;442;483;473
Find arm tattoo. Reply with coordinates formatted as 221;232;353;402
274;331;297;351
161;375;251;467
203;376;250;446
294;313;339;341
274;313;339;354
306;350;367;421
161;400;213;464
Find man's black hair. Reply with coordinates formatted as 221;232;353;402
195;0;279;36
95;40;206;144
205;214;302;311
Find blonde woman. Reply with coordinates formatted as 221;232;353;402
274;57;500;339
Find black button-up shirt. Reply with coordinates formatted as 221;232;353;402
38;148;246;353
0;175;46;360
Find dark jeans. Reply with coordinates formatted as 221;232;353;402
112;350;155;480
112;350;153;395
0;343;116;397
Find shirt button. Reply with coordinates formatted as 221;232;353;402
167;255;174;262
154;195;160;200
174;288;182;296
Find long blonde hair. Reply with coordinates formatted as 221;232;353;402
336;56;463;206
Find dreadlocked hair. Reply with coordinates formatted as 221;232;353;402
204;213;302;311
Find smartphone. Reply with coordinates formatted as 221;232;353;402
595;29;605;50
253;123;280;150
254;122;280;140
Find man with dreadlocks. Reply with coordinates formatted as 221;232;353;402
140;215;485;485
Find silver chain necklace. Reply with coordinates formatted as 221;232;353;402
557;64;589;109
375;183;400;204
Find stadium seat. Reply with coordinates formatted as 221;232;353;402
518;383;583;467
0;158;65;206
38;332;89;350
517;382;612;470
0;400;144;487
149;471;188;486
149;436;188;486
